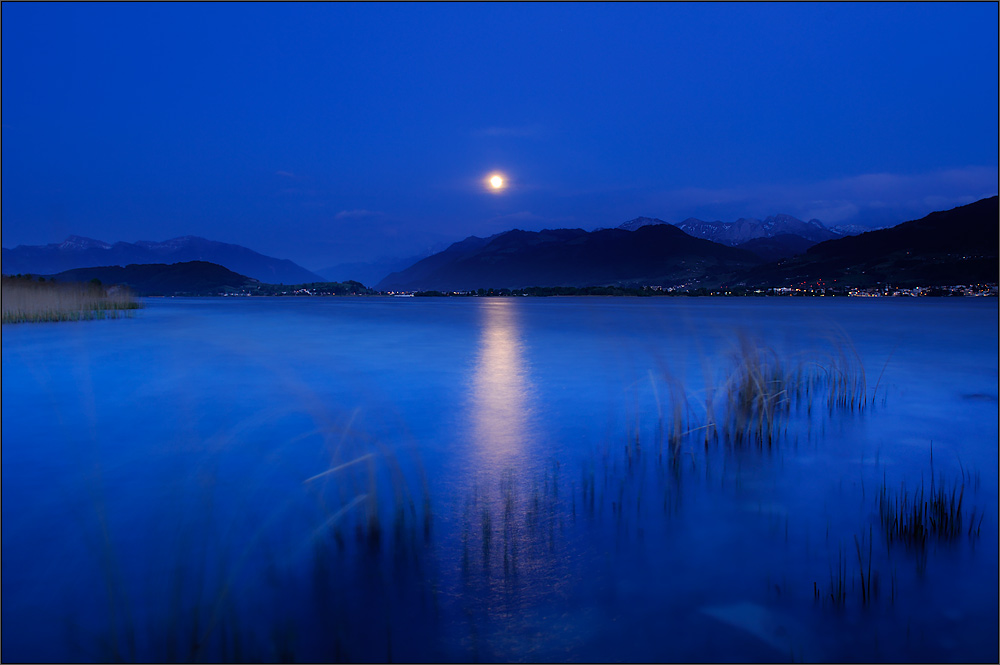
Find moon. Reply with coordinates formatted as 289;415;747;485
484;172;508;193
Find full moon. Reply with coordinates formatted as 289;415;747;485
484;171;508;193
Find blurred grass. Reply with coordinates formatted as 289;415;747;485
2;275;142;323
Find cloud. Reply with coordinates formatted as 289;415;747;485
469;210;578;235
647;166;998;227
473;125;543;138
275;170;297;178
335;209;383;220
490;211;544;222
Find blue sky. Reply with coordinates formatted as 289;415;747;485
3;2;997;270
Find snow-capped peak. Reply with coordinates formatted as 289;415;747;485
57;236;112;251
617;216;669;232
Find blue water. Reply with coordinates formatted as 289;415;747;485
2;297;997;662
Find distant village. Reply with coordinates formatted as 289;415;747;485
843;284;996;297
705;283;999;297
638;283;998;298
221;282;999;298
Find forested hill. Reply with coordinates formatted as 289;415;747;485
46;261;257;296
378;224;761;291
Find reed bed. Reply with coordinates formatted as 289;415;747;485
636;334;987;613
817;334;868;412
651;332;877;451
878;475;972;546
720;335;793;447
1;276;142;323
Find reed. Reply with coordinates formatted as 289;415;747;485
869;345;895;406
854;525;874;606
1;275;142;323
829;544;847;607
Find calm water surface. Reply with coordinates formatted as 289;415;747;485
2;297;997;662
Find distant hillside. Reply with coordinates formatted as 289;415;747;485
735;234;818;261
318;252;436;286
378;225;761;291
48;261;257;296
2;235;325;284
733;196;999;288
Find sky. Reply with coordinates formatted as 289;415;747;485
2;2;997;271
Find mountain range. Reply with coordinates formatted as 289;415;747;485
1;235;325;284
615;213;850;261
666;214;841;246
380;197;997;292
5;199;994;294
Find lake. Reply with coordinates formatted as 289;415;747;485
2;296;997;662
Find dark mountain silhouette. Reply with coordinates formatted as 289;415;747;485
47;261;257;296
732;196;999;288
378;225;761;291
2;235;325;284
